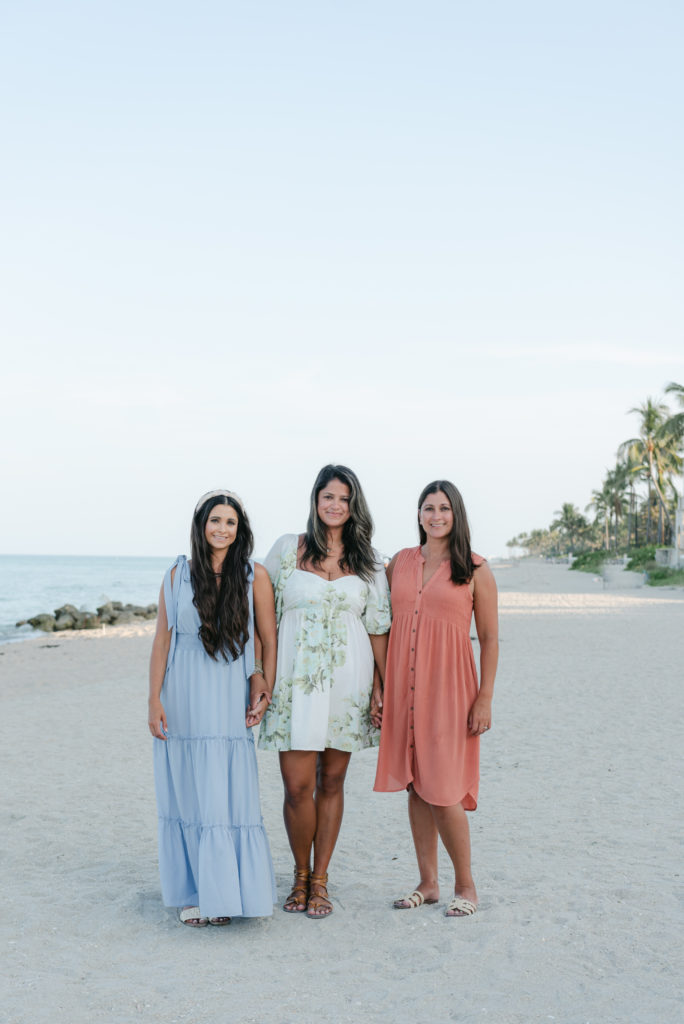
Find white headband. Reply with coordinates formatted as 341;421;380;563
194;489;244;515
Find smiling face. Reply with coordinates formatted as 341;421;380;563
317;478;352;530
419;490;454;541
204;503;239;556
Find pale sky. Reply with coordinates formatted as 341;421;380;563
2;1;683;560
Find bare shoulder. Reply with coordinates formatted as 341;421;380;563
253;562;274;592
473;560;497;593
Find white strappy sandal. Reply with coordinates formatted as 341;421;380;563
393;889;438;910
445;896;477;917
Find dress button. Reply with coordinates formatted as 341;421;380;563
410;667;414;671
410;724;414;729
414;610;418;615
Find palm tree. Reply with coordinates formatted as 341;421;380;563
605;463;630;550
619;398;682;545
551;503;591;554
588;465;629;551
664;381;684;502
587;485;611;550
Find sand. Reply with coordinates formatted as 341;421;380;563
1;560;683;1024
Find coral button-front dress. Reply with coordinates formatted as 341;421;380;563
374;547;484;808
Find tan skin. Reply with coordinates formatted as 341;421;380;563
279;478;388;917
148;503;277;924
372;490;498;916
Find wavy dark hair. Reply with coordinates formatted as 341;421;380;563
417;480;476;585
190;495;253;660
301;464;378;583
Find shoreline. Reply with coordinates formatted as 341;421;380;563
4;556;684;650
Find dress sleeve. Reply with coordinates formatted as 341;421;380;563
263;535;297;627
361;551;392;635
162;555;186;671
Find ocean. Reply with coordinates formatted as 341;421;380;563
0;554;173;644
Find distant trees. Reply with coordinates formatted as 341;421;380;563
508;382;683;556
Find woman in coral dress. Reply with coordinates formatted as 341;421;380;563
373;480;498;917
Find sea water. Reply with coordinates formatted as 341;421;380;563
0;554;174;644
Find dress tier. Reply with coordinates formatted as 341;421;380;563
258;534;391;752
153;556;276;918
374;547;484;808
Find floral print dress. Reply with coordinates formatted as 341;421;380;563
258;534;391;752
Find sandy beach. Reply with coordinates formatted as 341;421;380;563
1;559;683;1024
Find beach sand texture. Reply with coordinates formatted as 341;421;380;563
1;560;682;1024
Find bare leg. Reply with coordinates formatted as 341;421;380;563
394;785;440;906
307;748;351;917
431;802;478;915
279;751;317;910
312;748;351;875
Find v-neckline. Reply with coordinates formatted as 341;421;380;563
418;550;449;589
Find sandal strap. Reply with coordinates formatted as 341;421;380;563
179;906;209;925
446;896;477;916
308;874;331;904
284;867;310;907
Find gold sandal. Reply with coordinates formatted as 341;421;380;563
306;873;333;919
283;866;310;913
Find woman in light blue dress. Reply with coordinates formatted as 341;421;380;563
148;490;277;926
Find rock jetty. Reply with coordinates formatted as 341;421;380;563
17;601;158;633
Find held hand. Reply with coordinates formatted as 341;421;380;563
148;698;168;740
468;694;492;737
246;677;271;729
370;682;383;729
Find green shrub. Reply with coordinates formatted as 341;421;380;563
625;546;656;571
646;566;684;586
571;550;609;573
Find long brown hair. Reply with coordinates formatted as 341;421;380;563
190;495;253;660
417;480;475;585
301;464;378;583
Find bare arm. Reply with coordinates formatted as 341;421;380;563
246;563;277;728
148;578;172;739
468;562;499;736
385;552;399;589
370;552;398;728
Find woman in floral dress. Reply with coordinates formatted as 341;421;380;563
258;465;391;918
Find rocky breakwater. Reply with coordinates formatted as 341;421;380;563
18;601;158;633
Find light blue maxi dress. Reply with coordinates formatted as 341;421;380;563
153;556;276;918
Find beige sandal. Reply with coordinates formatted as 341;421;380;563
445;896;477;917
306;873;333;919
179;906;209;927
283;867;310;913
393;890;438;910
